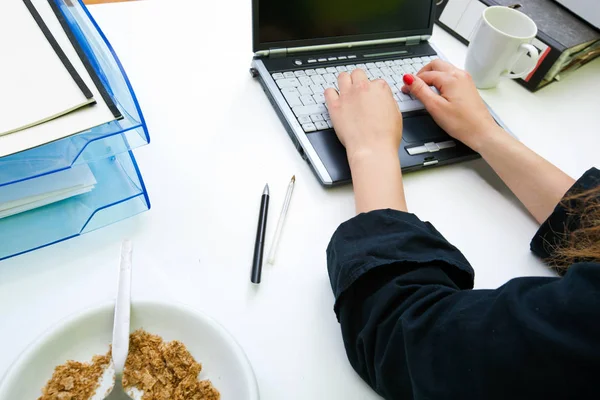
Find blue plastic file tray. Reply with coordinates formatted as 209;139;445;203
0;151;150;261
0;0;149;188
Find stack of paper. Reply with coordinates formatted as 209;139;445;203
0;0;122;158
0;0;125;218
0;164;96;219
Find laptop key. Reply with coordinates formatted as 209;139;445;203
375;61;385;68
413;62;424;72
281;87;299;95
383;77;396;86
285;95;303;107
302;123;317;132
394;59;405;65
369;68;383;78
292;104;327;117
299;76;313;86
316;68;327;74
336;66;348;72
295;70;307;77
322;112;330;120
326;67;337;73
272;73;284;80
284;72;296;78
322;82;336;90
298;86;313;96
380;67;393;76
385;61;395;67
398;100;425;113
298;115;312;124
365;62;376;69
347;65;356;71
397;91;411;101
310;84;325;94
402;64;417;74
315;121;329;130
311;114;323;122
313;93;326;104
305;69;316;76
326;120;333;129
391;75;403;84
356;63;366;69
301;95;316;105
323;73;337;83
311;75;326;85
277;78;301;88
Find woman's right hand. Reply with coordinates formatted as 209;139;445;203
401;60;502;151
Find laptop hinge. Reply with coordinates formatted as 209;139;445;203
255;35;431;58
268;48;287;58
406;36;421;46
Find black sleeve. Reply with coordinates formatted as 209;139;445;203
327;210;600;400
531;167;600;262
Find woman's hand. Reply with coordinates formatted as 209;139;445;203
325;69;403;163
403;59;574;223
325;70;407;214
401;60;500;152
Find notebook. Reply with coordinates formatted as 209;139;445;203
0;0;119;158
0;0;95;136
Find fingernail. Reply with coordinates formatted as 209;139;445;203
403;74;415;85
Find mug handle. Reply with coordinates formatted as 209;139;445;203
503;43;540;79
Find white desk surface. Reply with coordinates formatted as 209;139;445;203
0;1;598;398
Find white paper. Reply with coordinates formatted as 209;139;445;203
455;0;487;41
0;0;93;135
0;0;118;158
0;185;94;219
0;163;96;218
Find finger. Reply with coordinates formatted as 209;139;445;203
415;71;451;91
324;87;340;107
401;74;446;110
337;72;352;93
418;59;455;74
350;68;369;83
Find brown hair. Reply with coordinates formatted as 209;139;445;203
553;186;600;270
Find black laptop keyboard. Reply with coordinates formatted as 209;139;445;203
272;55;439;133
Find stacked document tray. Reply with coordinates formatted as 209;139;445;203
0;0;150;261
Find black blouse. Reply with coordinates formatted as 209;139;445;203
327;168;600;399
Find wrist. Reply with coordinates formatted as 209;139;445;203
469;125;511;153
347;145;399;169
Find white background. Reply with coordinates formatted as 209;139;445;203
0;1;599;398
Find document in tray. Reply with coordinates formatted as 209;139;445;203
0;0;119;158
0;0;95;136
0;163;96;219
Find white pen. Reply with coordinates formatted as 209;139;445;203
267;175;296;265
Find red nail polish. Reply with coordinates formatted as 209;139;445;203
403;74;414;85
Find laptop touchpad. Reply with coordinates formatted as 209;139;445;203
402;114;449;143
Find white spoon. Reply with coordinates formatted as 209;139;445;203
103;240;134;400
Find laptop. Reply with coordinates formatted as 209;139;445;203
250;0;501;186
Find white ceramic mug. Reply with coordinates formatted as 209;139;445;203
465;6;539;89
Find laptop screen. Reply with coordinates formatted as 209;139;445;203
257;0;434;46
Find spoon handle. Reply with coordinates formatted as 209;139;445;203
112;240;133;375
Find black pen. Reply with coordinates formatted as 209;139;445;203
251;184;270;284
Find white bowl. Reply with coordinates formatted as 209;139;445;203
0;301;259;399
